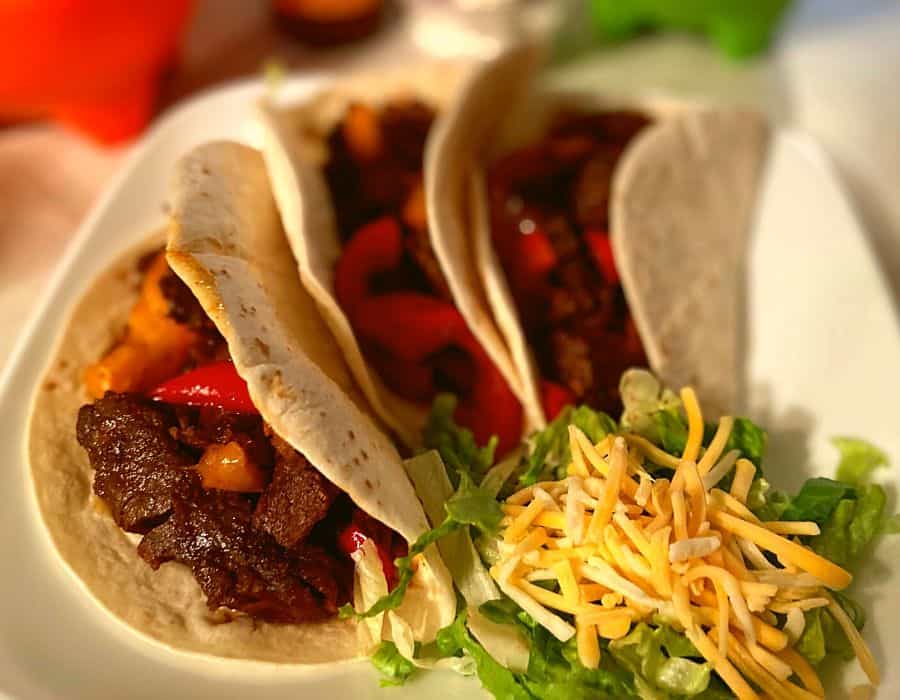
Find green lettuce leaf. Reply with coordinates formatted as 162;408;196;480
445;473;504;533
343;467;504;620
833;437;888;485
723;418;768;467
796;609;826;665
371;641;416;686
609;623;710;697
652;408;688;457
523;624;637;700
780;477;855;525
811;485;887;569
436;610;532;700
650;410;767;475
618;369;681;444
881;513;900;534
797;603;863;666
424;394;497;486
747;477;790;521
520;406;617;486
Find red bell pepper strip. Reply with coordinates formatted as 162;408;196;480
352;292;523;455
338;522;398;588
584;231;619;286
511;228;558;294
334;216;405;318
352;292;468;362
150;361;258;414
540;380;576;421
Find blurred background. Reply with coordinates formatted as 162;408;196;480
1;0;899;370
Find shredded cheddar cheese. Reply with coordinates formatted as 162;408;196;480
488;389;876;698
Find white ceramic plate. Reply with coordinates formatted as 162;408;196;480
1;73;898;700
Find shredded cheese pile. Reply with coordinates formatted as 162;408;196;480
490;388;878;700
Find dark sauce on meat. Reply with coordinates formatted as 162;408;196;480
75;258;401;624
77;394;356;623
487;111;651;415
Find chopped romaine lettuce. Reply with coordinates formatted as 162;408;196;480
520;405;617;485
436;610;533;700
481;448;524;499
522;623;638;699
780;477;855;524
619;368;681;444
371;641;416;686
881;512;900;534
652;408;688;458
609;623;710;697
833;437;888;485
796;609;826;665
747;477;790;521
649;406;767;476
405;451;529;672
345;455;503;620
811;485;887;569
797;603;862;666
445;473;504;533
424;394;497;486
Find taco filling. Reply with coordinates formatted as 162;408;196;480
326;99;523;454
486;110;651;421
76;251;404;624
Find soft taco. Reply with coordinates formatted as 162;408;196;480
27;141;455;663
258;62;534;457
428;46;769;425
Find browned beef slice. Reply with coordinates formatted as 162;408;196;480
253;430;340;549
76;393;197;533
138;490;349;623
173;408;275;474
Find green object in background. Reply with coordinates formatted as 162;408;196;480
587;0;794;59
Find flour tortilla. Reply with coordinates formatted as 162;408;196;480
259;60;531;448
442;46;768;422
611;110;769;416
26;141;456;664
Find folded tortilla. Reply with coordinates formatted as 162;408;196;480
258;62;532;449
432;45;769;421
27;141;455;663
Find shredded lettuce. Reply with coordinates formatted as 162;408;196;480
424;394;497;486
371;641;416;686
520;405;617;486
344;460;503;621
